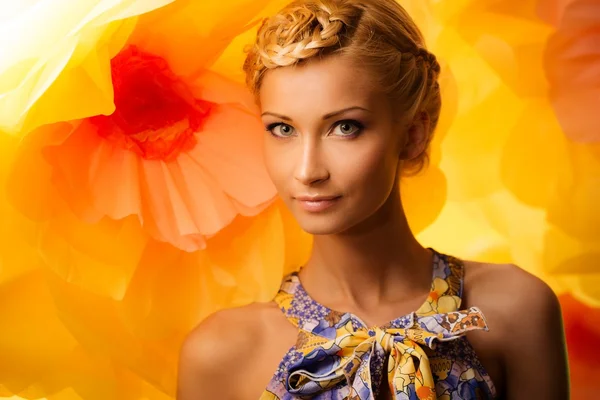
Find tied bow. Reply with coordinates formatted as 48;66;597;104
286;307;488;399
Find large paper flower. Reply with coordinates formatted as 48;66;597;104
3;122;309;398
0;1;304;397
0;0;175;136
7;0;278;252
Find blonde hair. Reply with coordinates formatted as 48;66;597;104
243;0;441;174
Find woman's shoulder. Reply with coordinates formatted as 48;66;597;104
179;301;286;369
463;261;566;398
462;260;560;322
182;301;283;351
177;301;297;399
461;260;567;397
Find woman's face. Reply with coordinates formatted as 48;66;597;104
259;55;408;235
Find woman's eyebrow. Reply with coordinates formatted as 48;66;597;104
261;106;371;121
261;112;293;121
322;106;371;120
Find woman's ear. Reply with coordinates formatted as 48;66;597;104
400;111;430;161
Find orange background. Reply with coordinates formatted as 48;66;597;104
0;0;598;398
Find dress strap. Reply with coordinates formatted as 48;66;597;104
415;251;465;316
273;274;302;328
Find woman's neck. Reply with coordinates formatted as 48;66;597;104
299;191;433;313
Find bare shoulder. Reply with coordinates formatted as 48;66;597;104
177;301;290;399
463;261;561;326
462;260;569;399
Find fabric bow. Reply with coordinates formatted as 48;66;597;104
285;307;488;399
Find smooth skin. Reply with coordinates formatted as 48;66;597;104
177;55;569;399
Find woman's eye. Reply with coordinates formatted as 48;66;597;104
332;121;362;137
267;123;295;138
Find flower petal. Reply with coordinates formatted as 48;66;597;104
129;0;277;77
0;0;175;136
189;104;276;209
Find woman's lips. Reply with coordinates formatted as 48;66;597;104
294;196;341;212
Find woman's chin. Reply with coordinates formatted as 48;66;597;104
296;214;353;236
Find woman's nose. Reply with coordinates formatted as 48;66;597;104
294;140;329;186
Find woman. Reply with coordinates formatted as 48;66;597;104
177;0;569;398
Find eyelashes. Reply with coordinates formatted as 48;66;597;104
265;120;365;139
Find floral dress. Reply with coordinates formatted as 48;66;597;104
261;250;497;399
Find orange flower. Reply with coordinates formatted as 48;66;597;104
9;1;278;252
1;2;304;394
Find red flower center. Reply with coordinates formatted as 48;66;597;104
91;46;211;161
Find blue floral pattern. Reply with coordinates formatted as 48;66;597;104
261;250;497;399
